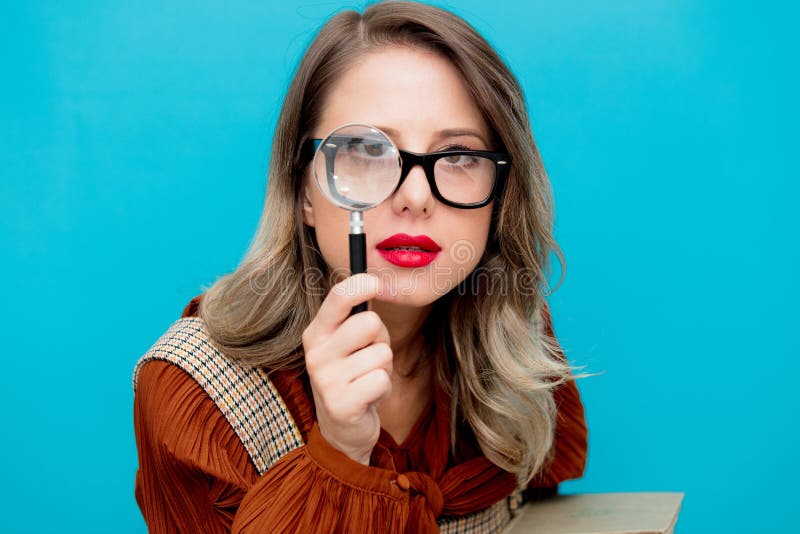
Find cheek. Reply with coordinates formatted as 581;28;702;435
309;197;351;270
454;207;493;267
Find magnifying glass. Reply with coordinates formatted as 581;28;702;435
311;124;402;315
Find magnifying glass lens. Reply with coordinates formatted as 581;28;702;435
313;125;400;210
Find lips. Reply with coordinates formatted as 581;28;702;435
376;234;442;252
376;233;441;268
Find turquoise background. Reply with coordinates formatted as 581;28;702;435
2;1;796;532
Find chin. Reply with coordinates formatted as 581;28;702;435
372;289;442;309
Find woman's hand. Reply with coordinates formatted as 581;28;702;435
302;274;393;465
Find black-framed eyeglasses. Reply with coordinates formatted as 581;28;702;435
303;137;511;209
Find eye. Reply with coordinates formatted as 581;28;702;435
363;143;385;157
444;154;466;164
441;147;480;167
345;138;387;157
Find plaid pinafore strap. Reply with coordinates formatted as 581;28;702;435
438;498;516;534
132;316;303;475
133;316;523;532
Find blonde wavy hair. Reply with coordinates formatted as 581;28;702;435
199;0;581;484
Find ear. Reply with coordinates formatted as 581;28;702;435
301;185;315;227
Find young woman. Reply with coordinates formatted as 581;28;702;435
133;2;588;532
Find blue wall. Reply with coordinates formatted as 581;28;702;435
2;1;796;532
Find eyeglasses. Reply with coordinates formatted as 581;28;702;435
303;137;511;209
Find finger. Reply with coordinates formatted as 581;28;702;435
310;274;384;340
326;311;387;356
349;368;392;407
337;342;393;383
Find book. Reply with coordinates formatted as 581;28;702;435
503;492;685;534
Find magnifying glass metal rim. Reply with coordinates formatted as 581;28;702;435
310;122;401;212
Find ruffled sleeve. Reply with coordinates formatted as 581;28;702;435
231;423;417;533
134;360;257;532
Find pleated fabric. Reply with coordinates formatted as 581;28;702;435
133;295;588;532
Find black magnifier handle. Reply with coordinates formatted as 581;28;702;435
349;233;368;316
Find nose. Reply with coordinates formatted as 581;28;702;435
390;163;435;216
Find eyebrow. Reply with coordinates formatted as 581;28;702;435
375;126;490;148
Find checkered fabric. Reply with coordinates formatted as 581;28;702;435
132;317;303;475
132;316;522;532
439;497;515;534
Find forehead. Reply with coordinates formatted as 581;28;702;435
315;47;490;147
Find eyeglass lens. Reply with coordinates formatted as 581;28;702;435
431;154;495;204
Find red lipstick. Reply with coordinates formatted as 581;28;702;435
376;233;442;268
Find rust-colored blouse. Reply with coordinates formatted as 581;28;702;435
133;296;588;532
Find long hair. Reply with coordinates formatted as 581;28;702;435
199;0;580;483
